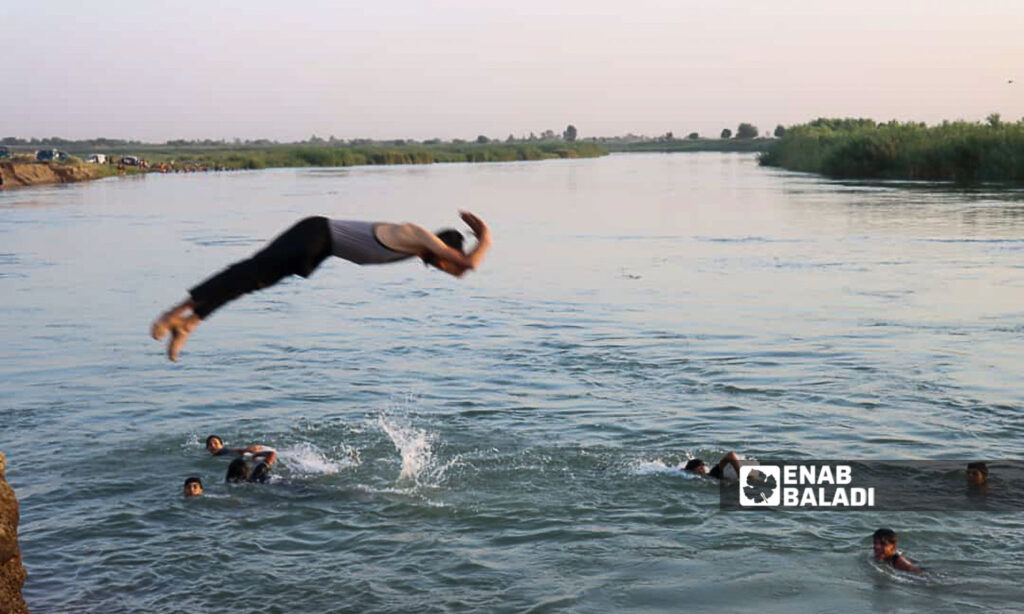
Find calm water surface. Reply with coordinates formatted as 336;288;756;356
1;153;1022;612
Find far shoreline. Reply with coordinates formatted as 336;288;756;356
0;138;779;191
0;141;609;190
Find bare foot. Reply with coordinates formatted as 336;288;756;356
167;314;201;362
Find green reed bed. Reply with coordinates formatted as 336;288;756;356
144;141;606;170
759;117;1024;183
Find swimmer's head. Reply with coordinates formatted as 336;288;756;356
184;476;203;498
967;462;988;486
684;459;708;476
205;435;224;454
226;458;249;483
872;528;898;559
422;229;468;276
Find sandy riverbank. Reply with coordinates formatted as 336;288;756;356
0;161;111;189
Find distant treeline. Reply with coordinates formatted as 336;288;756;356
0;122;775;158
759;116;1024;183
1;136;152;150
2;122;783;165
0;128;587;154
601;138;772;153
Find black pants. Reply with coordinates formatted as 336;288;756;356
189;216;332;319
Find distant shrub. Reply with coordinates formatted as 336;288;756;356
736;123;759;139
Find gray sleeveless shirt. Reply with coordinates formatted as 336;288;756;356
328;220;414;265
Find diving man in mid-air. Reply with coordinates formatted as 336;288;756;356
152;211;491;360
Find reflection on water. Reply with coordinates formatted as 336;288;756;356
1;153;1022;613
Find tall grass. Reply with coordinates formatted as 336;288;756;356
759;117;1024;183
144;141;605;170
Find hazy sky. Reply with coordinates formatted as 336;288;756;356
3;0;1022;141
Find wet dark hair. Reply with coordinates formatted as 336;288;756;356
684;459;705;471
422;229;466;268
184;476;202;488
250;462;271;484
873;528;898;543
435;228;465;253
205;435;222;447
967;462;989;477
226;458;250;483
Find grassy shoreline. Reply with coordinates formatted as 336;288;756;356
0;142;607;188
150;141;607;169
759;117;1024;183
3;142;606;171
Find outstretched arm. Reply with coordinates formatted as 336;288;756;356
220;445;263;456
718;451;742;477
457;210;492;269
251;449;277;465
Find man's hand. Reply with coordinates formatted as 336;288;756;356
459;211;489;239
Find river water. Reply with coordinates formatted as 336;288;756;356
1;153;1022;612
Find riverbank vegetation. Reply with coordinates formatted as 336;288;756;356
2;122;779;169
0;135;605;172
759;116;1024;183
159;140;606;170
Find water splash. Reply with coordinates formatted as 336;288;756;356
377;413;436;484
635;459;697;477
181;433;201;451
634;452;753;479
278;442;356;476
868;554;939;585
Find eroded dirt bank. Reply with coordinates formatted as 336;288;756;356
0;452;29;614
0;161;107;189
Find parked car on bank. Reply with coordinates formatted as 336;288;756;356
0;146;10;160
86;153;107;164
36;149;68;162
120;156;140;166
